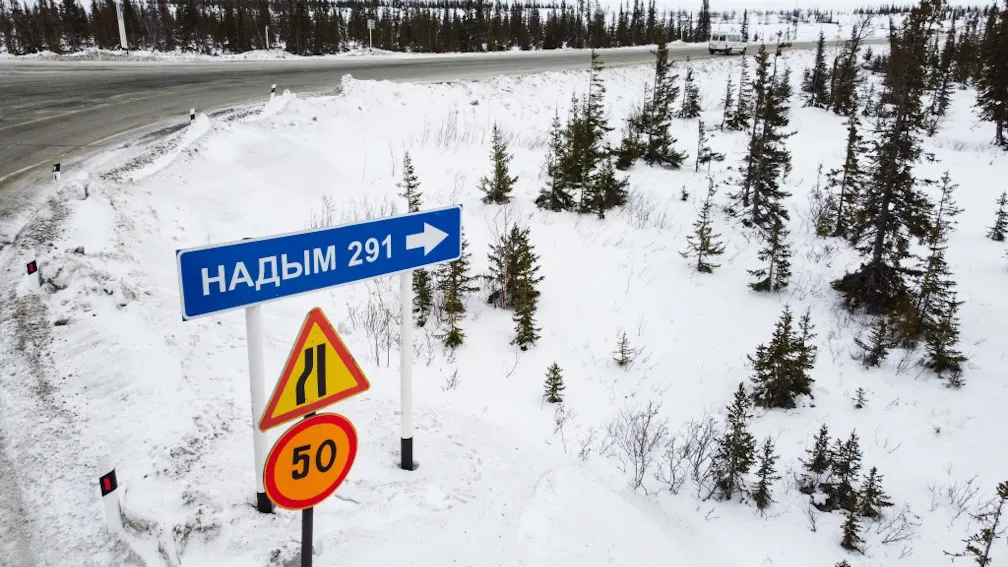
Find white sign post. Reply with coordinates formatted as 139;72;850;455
113;0;127;52
367;19;375;52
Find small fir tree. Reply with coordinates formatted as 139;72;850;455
536;110;576;212
586;157;629;219
854;314;894;368
720;76;735;130
713;383;758;500
801;31;830;107
479;123;518;204
681;179;726;273
986;191;1008;241
752;436;781;510
643;42;687;168
853;387;867;409
398;152;434;327
543;362;565;403
437;234;479;349
748;218;792;292
923;290;967;387
858;466;894;520
799;423;833;494
695;120;725;173
727;54;753;131
679;62;702;119
822;112;870;240
613;331;637;368
510;225;543;350
825;430;863;513
749;305;816;409
840;507;865;552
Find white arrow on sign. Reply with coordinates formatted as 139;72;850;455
406;223;449;256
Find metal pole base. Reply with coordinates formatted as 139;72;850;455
400;437;417;471
256;492;274;513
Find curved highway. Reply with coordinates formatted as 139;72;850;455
0;38;883;189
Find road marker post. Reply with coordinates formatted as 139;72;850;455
98;454;123;534
26;259;40;288
52;163;60;183
189;108;195;123
367;19;375;52
174;205;462;510
399;271;415;470
271;84;277;100
113;0;127;53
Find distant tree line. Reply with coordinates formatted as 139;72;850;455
0;0;987;57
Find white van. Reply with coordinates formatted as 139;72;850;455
708;33;747;55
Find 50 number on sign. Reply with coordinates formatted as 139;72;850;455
263;413;359;510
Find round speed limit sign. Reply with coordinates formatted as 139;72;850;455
263;412;358;510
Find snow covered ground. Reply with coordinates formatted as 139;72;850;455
1;39;1007;567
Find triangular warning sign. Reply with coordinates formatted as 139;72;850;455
259;307;370;432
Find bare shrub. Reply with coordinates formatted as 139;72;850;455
655;435;688;494
441;367;461;392
345;279;400;366
875;504;922;547
620;189;673;230
307;194;336;229
337;194;399;224
805;499;820;532
577;427;597;462
553;403;577;453
682;413;720;499
604;400;669;492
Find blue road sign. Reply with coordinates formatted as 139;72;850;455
176;205;462;319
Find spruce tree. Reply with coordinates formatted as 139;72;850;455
615;102;647;171
801;30;830;107
679;61;701;119
799;423;833;494
695;120;724;173
582;49;615;206
613;331;637;367
398;152;434;327
727;54;753;131
740;9;749;41
479;123;518;204
910;171;962;345
713;383;757;500
438;234;478;349
739;49;794;232
752;436;781;510
643;41;687;168
586;157;629;219
829;20;870;117
720;76;735;130
840;507;865;552
749;305;816;409
543;362;565;403
510;225;543;350
832;2;938;317
822;112;870;240
748;217;792;292
681;179;726;273
825;431;863;513
987;191;1008;241
924;289;967;386
854;313;894;368
536;110;576;212
858;466;894;520
975;0;1008;147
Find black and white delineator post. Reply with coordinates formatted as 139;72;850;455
265;25;270;50
270;84;276;100
367;19;375;52
245;303;273;512
113;0;127;52
241;237;273;513
190;108;196;123
52;163;60;182
98;454;123;534
399;271;416;471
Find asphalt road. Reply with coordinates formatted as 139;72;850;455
0;38;884;189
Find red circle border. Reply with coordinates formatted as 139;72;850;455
263;412;359;510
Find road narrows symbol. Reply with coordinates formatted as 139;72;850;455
294;346;315;405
